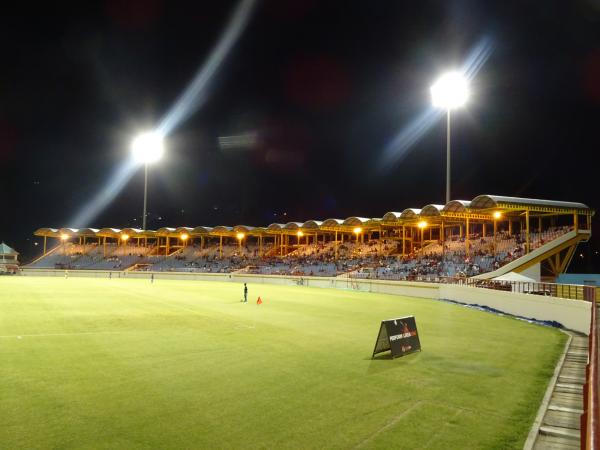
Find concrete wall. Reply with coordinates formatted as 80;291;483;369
439;284;590;334
20;268;591;334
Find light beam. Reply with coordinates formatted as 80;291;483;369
158;0;257;136
68;159;138;228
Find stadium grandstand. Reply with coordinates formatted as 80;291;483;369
27;194;593;282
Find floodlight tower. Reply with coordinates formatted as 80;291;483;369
430;71;469;203
131;131;165;230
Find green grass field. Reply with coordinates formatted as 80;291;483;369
1;276;566;449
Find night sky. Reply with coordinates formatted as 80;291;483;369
1;0;600;268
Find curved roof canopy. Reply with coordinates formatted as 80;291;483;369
400;208;421;219
75;228;100;236
156;227;178;236
342;217;371;226
233;225;256;233
301;220;323;229
442;200;471;213
470;195;589;211
97;228;122;237
174;227;194;237
120;228;144;237
212;226;233;234
382;212;402;222
191;226;213;235
420;204;445;217
32;194;592;241
34;228;60;237
283;222;303;230
321;219;344;227
59;227;80;235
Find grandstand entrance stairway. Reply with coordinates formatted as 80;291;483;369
27;245;60;265
473;229;591;281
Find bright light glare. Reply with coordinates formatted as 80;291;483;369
353;227;362;235
121;234;130;242
60;233;69;241
430;71;469;109
418;221;428;229
297;231;304;237
493;211;502;219
181;233;189;241
236;232;245;240
131;131;165;164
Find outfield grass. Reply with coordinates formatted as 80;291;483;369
1;276;566;449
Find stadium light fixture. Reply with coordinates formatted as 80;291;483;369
131;131;165;231
493;211;502;220
418;221;428;229
121;234;130;242
236;232;245;250
297;231;304;237
353;227;362;243
180;233;189;241
430;71;469;203
131;131;164;164
60;233;69;241
431;72;469;109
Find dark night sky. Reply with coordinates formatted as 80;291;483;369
1;0;600;268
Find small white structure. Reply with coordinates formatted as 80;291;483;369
0;242;19;274
493;272;537;283
493;271;538;293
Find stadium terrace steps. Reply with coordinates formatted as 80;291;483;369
531;333;587;450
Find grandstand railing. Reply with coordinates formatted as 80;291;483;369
582;295;600;449
347;272;599;302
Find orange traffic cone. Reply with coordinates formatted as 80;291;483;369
256;296;263;305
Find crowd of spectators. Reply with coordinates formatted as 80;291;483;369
28;226;573;277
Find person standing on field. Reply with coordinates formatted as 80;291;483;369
243;283;248;303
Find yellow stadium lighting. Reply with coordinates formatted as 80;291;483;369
493;211;502;219
353;227;362;235
180;233;189;241
121;234;130;242
297;230;304;237
236;232;245;240
418;221;428;229
60;233;69;241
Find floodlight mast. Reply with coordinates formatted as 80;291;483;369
430;71;469;203
143;164;149;230
131;131;164;230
